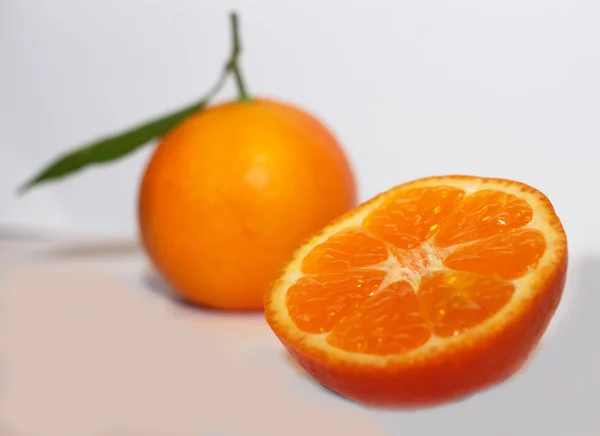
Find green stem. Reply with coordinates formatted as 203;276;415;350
227;12;251;101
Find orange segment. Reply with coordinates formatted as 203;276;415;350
286;270;387;333
417;271;515;337
444;228;547;280
326;281;431;355
363;186;464;249
301;228;388;274
435;190;533;247
265;175;567;408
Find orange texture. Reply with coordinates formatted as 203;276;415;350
138;99;356;310
265;175;567;407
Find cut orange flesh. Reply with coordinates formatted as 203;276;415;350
265;176;567;407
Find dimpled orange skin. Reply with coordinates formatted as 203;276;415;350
138;98;356;310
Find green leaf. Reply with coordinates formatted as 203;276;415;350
18;11;247;195
17;98;209;194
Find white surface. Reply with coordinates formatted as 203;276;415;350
0;238;599;436
1;0;600;241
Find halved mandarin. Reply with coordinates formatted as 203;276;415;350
264;175;567;407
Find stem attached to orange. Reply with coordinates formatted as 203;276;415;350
226;12;251;102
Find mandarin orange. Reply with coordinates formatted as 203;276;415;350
265;175;567;407
139;99;356;310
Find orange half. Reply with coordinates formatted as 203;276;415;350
264;175;567;407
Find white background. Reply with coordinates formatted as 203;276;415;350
1;0;599;249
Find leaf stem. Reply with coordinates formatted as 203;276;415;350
16;12;251;194
226;12;251;101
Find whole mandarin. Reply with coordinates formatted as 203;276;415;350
139;98;356;310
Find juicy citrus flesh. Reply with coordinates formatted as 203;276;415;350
291;187;545;352
265;176;567;407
